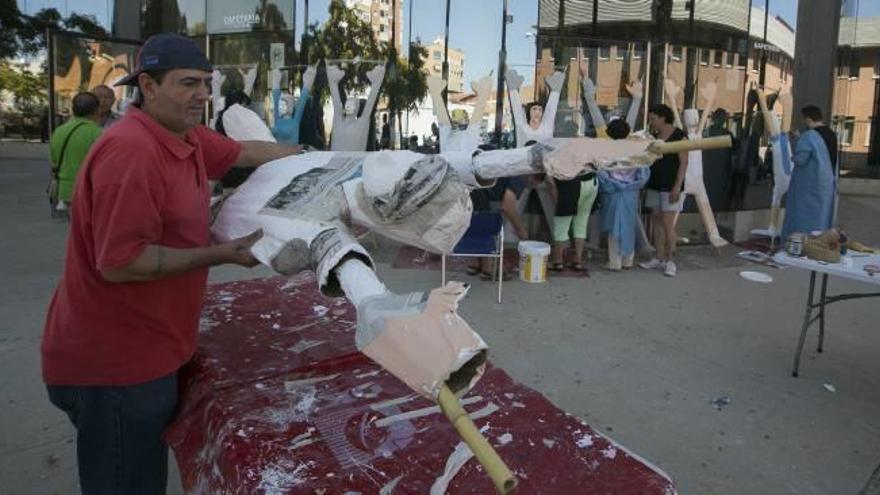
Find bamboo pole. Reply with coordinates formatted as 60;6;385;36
650;134;732;154
437;385;517;494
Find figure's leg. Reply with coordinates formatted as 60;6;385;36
691;181;728;247
607;236;623;271
551;216;572;266
571;179;598;266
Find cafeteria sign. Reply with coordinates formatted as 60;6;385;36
224;13;261;29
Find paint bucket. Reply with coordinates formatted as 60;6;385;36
518;241;551;283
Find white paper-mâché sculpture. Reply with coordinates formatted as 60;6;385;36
750;87;794;239
428;73;494;154
327;63;385;152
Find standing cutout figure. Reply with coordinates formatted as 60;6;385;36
271;65;317;145
327;63;386;152
427;73;494;153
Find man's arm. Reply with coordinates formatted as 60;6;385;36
101;230;262;283
670;150;689;203
234;141;302;168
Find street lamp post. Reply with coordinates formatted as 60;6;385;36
494;0;509;148
442;0;451;106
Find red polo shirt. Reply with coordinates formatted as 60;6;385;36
42;107;242;386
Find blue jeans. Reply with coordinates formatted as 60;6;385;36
47;373;178;495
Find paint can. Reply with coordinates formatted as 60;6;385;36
785;233;805;256
518;241;551;283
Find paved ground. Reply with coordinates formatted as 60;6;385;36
1;141;879;494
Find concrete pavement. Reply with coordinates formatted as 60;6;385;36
1;141;879;494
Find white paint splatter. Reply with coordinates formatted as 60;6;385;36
430;442;475;495
601;446;618;459
576;433;593;448
542;438;556;448
257;460;313;494
379;474;404;495
289;339;325;354
312;305;329;317
496;433;513;445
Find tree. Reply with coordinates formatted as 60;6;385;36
0;0;24;59
383;42;428;147
0;59;48;112
303;1;428;148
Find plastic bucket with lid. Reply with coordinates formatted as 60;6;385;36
518;241;551;283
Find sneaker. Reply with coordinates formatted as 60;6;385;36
664;260;677;277
639;258;665;270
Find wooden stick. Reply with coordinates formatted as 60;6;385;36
650;135;732;155
437;385;517;494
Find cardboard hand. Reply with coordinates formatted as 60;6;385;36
270;68;282;91
546;70;565;92
505;69;524;91
326;64;344;84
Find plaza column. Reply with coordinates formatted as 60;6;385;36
791;0;842;131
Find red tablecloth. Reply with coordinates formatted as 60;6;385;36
166;274;676;494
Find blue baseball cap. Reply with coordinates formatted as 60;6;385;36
115;33;212;87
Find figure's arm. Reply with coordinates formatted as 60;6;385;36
780;89;793;133
469;74;494;127
234;141;302;168
211;70;226;119
427;75;451;127
101;231;261;283
625;79;644;130
291;66;316;127
326;64;346;114
270;68;282;125
361;64;386;118
755;88;782;137
696;77;718;136
540;70;565;135
243;66;258;97
664;79;684;129
669;149;689;203
505;69;528;131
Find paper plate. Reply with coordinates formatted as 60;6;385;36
739;271;773;283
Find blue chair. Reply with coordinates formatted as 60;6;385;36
442;212;505;303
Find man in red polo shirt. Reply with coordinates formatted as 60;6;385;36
41;34;301;494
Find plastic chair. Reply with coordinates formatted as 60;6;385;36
442;212;505;303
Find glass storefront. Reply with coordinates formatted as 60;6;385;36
49;32;141;124
833;0;880;176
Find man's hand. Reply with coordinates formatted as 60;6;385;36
626;79;644;98
303;64;318;89
546;71;565;92
505;69;524;91
367;65;386;86
223;229;262;267
669;190;681;204
326;64;344;84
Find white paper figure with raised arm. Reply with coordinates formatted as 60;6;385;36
327;63;386;151
750;87;794;240
665;78;729;248
428;73;494;153
506;68;565;146
506;68;566;230
270;65;317;145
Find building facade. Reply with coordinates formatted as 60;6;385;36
422;36;466;93
345;0;403;51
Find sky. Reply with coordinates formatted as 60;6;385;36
19;0;880;88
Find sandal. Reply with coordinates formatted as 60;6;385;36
549;262;565;272
466;265;482;276
570;262;585;272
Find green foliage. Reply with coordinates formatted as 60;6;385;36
304;1;428;147
0;59;48;111
1;6;108;59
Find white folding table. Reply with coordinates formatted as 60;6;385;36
773;251;880;377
